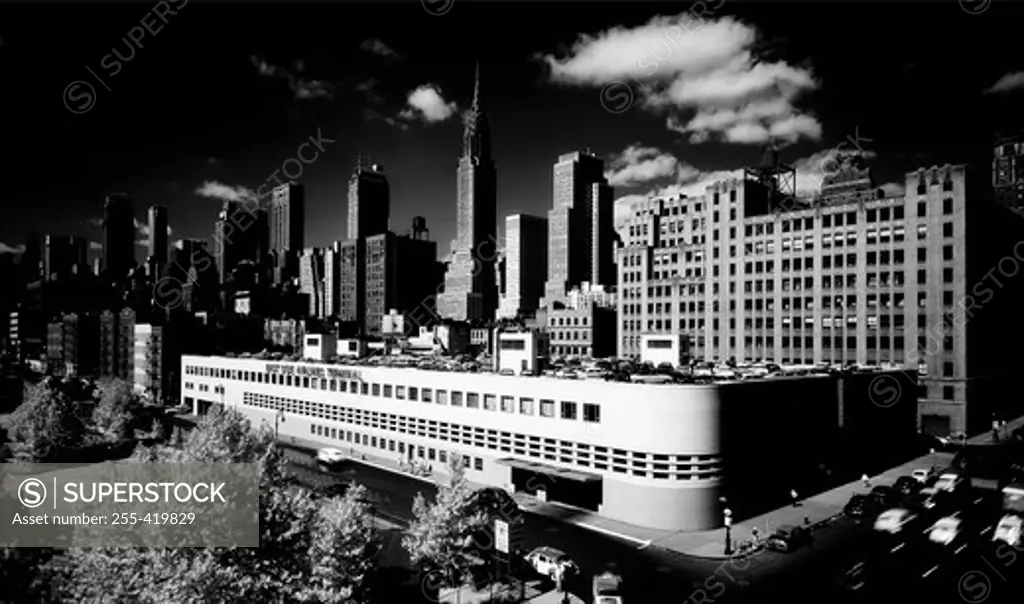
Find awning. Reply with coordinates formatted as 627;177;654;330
496;458;602;483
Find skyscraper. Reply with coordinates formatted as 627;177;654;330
213;201;265;285
299;247;325;318
270;183;305;284
323;241;342;318
347;160;391;240
43;235;88;282
544;150;615;305
103;193;136;280
147;206;169;266
498;214;548;319
438;63;498;321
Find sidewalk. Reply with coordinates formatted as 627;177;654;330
271;414;1024;560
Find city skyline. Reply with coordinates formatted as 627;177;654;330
2;2;1023;266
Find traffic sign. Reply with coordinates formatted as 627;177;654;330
495;519;510;554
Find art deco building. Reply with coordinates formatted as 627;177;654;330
270;183;305;284
438;64;498;322
617;154;1024;437
544;150;616;306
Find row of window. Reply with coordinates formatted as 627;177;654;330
242;393;722;481
184;365;603;424
311;422;485;471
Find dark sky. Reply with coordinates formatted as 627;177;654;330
1;0;1022;264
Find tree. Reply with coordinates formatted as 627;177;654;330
91;379;140;443
150;417;167;441
7;380;85;462
402;454;489;594
53;406;382;604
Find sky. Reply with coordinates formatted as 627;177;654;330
1;0;1022;264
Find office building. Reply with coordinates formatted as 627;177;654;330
43;235;88;282
46;312;99;377
147;206;169;267
546;302;616;358
363;218;439;337
270;183;305;284
616;157;1024;436
347;160;391;240
103;193;136;280
133;323;176;404
299;247;325;318
438;64;499;322
214;201;266;285
323;242;343;319
545;150;616;306
498;214;548;319
182;354;915;531
338;240;365;328
993;133;1024;212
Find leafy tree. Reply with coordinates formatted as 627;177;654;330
150;417;167;441
54;406;381;604
402;454;489;593
7;380;85;462
91;379;140;443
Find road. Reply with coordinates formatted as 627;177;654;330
281;446;931;603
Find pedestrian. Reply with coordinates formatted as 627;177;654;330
790;488;799;507
751;527;760;542
803;516;810;526
993;428;1000;444
862;474;871;488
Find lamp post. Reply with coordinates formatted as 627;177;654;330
723;507;733;555
930;448;936;473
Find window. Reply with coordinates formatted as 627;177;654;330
451;391;463;406
371;383;380;396
467;393;480;408
943;386;955;401
540;399;555;417
500;395;514;413
422;388;433;403
943;222;953;238
944;362;954;377
395;386;406;400
943;268;953;283
583;403;601;423
474;458;483;471
561;401;578;420
918;202;926;217
437;389;448;404
943;198;953;215
483;394;497;411
943;245;954;261
519;397;534;414
383;384;392;397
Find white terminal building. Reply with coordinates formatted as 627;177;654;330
181;346;916;531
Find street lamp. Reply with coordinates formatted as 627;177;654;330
930;448;936;472
723;506;733;556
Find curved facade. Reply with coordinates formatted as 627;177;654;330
181;356;724;531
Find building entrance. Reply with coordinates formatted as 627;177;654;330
504;460;602;512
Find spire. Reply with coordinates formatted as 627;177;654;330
356;152;363;172
472;61;481;108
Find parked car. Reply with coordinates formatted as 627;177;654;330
525;546;578;580
765;525;810;553
869;485;898;508
934;472;969;495
470;487;524;524
845;494;873;518
928;515;963;546
894;476;919;497
316;447;347;466
874;508;918;535
912;468;937;484
993;514;1022;547
592;570;624;604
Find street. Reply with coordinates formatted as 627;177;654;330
283;447;1024;604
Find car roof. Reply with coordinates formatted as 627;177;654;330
530;546;566;557
880;508;908;518
999;515;1023;527
935;517;961;527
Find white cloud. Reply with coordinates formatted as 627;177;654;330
359;38;401;59
612;167;744;227
194;180;256;203
879;181;906;197
0;242;25;255
984;71;1024;94
398;85;458;124
605;144;699;187
250;54;335;100
539;14;821;145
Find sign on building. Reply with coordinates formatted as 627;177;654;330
495;519;509;554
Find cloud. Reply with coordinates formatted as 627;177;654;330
0;242;25;255
879;181;906;197
539;14;821;145
356;78;387;106
398;84;458;124
194;180;256;203
359;38;402;59
605;144;697;187
89;241;103;251
613;167;745;227
984;71;1024;94
250;54;335;100
363;108;409;131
